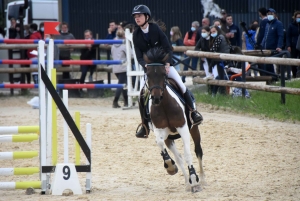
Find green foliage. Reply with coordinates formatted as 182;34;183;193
194;80;300;122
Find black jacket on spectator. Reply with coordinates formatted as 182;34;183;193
256;18;268;46
133;22;173;70
80;44;97;60
286;21;300;48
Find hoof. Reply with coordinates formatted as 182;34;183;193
191;185;202;193
164;159;178;175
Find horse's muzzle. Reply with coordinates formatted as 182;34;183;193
152;96;162;105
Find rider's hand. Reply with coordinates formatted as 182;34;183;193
276;47;282;52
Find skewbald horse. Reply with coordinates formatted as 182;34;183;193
143;47;206;192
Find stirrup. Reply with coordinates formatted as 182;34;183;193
135;123;149;138
189;110;203;126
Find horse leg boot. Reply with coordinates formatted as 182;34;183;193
135;94;150;138
183;89;203;126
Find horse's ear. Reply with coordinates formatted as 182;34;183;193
143;53;152;64
161;53;169;63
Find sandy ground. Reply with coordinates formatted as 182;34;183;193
0;93;300;201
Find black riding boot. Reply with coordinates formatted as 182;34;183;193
183;90;203;125
136;94;150;138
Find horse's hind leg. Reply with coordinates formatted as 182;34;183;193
190;126;206;186
165;139;190;191
177;125;201;193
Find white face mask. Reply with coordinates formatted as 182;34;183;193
211;33;218;38
267;15;274;21
40;27;44;32
191;27;196;32
201;33;208;38
170;31;174;36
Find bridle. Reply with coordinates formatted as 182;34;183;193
146;63;167;101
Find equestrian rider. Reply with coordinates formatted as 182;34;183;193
132;5;203;138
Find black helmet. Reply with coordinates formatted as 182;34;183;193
132;5;151;18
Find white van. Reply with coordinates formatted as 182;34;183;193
5;0;58;38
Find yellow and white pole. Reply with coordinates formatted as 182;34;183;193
75;112;80;165
0;181;41;189
0;126;39;135
0;151;38;160
0;167;39;176
0;134;38;143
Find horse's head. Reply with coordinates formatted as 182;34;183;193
144;47;169;105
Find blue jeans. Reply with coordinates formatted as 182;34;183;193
173;54;181;71
181;54;198;82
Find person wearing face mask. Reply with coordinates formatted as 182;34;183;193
213;19;222;29
39;22;44;39
182;21;200;83
132;5;203;138
261;8;284;74
79;30;97;84
286;11;300;78
170;26;183;71
55;22;75;79
195;26;211;78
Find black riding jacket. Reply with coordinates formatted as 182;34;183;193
133;23;173;71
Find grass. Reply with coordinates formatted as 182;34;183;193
194;79;300;122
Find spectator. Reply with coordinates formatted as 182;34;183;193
194;26;211;78
242;23;259;50
106;20;118;39
224;15;241;47
286;11;300;78
207;25;231;95
39;22;44;39
261;8;284;74
24;24;30;39
170;26;183;71
196;18;210;42
44;33;60;67
219;9;227;29
8;18;19;39
242;23;259;76
256;7;268;47
213;19;222;28
111;29;131;108
182;21;200;83
79;30;97;83
55;22;75;79
27;23;42;84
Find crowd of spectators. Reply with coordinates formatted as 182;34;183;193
2;6;300;91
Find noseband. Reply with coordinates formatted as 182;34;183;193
146;63;167;101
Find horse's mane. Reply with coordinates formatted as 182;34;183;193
143;47;169;64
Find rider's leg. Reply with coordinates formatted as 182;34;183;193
136;74;150;138
168;67;203;125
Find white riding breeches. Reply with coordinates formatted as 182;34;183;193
139;66;187;94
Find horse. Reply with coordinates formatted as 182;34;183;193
142;47;206;192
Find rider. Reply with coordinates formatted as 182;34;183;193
132;5;203;138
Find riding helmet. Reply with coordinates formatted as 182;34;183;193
131;5;151;18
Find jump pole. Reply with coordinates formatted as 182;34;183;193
38;40;47;193
0;134;38;142
0;126;39;135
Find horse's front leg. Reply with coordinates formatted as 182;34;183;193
177;125;202;193
155;128;178;175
